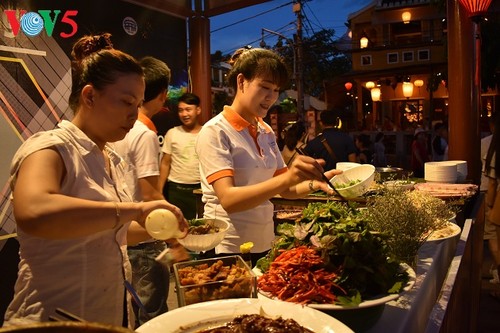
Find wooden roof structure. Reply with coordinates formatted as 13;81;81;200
125;0;271;18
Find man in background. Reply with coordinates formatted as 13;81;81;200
411;127;430;178
482;114;499;283
152;100;182;148
304;109;357;171
432;122;448;161
113;56;186;327
160;92;202;220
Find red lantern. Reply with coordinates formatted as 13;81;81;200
344;82;353;91
458;0;492;20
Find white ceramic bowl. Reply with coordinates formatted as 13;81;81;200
336;162;361;171
177;219;230;252
330;164;376;199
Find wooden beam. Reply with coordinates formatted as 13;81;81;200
203;0;272;17
122;0;193;18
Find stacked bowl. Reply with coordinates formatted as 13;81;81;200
448;160;468;182
424;160;468;183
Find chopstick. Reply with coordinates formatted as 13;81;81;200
295;147;348;202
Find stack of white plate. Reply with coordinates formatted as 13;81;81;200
424;161;458;183
447;160;468;182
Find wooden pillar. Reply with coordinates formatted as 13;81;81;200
356;83;363;130
189;16;212;125
447;0;480;184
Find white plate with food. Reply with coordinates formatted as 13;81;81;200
254;263;416;311
426;222;461;242
383;180;416;191
414;182;478;198
136;298;354;333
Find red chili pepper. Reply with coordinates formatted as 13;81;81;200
258;246;345;304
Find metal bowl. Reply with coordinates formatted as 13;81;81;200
375;167;406;182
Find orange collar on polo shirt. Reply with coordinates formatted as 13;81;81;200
138;112;157;134
221;106;271;136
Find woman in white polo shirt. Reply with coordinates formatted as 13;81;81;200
196;47;339;265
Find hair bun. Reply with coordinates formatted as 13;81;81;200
93;34;113;50
228;45;252;66
71;33;114;62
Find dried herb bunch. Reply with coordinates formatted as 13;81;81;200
363;188;455;262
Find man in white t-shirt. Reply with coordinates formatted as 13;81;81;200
160;93;202;220
113;57;184;327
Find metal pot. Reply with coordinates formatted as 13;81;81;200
375;167;407;182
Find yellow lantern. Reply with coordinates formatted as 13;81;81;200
414;79;424;87
360;36;369;49
365;81;375;89
371;87;381;102
402;11;411;24
402;82;414;98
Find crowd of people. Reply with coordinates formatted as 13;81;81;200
3;35;339;328
4;31;497;330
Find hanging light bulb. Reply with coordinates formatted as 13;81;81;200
344;82;353;91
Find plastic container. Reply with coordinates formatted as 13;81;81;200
173;255;257;307
145;209;186;240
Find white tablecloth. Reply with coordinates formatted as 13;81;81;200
366;220;468;333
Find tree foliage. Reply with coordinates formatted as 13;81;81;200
301;29;351;96
268;28;352;97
